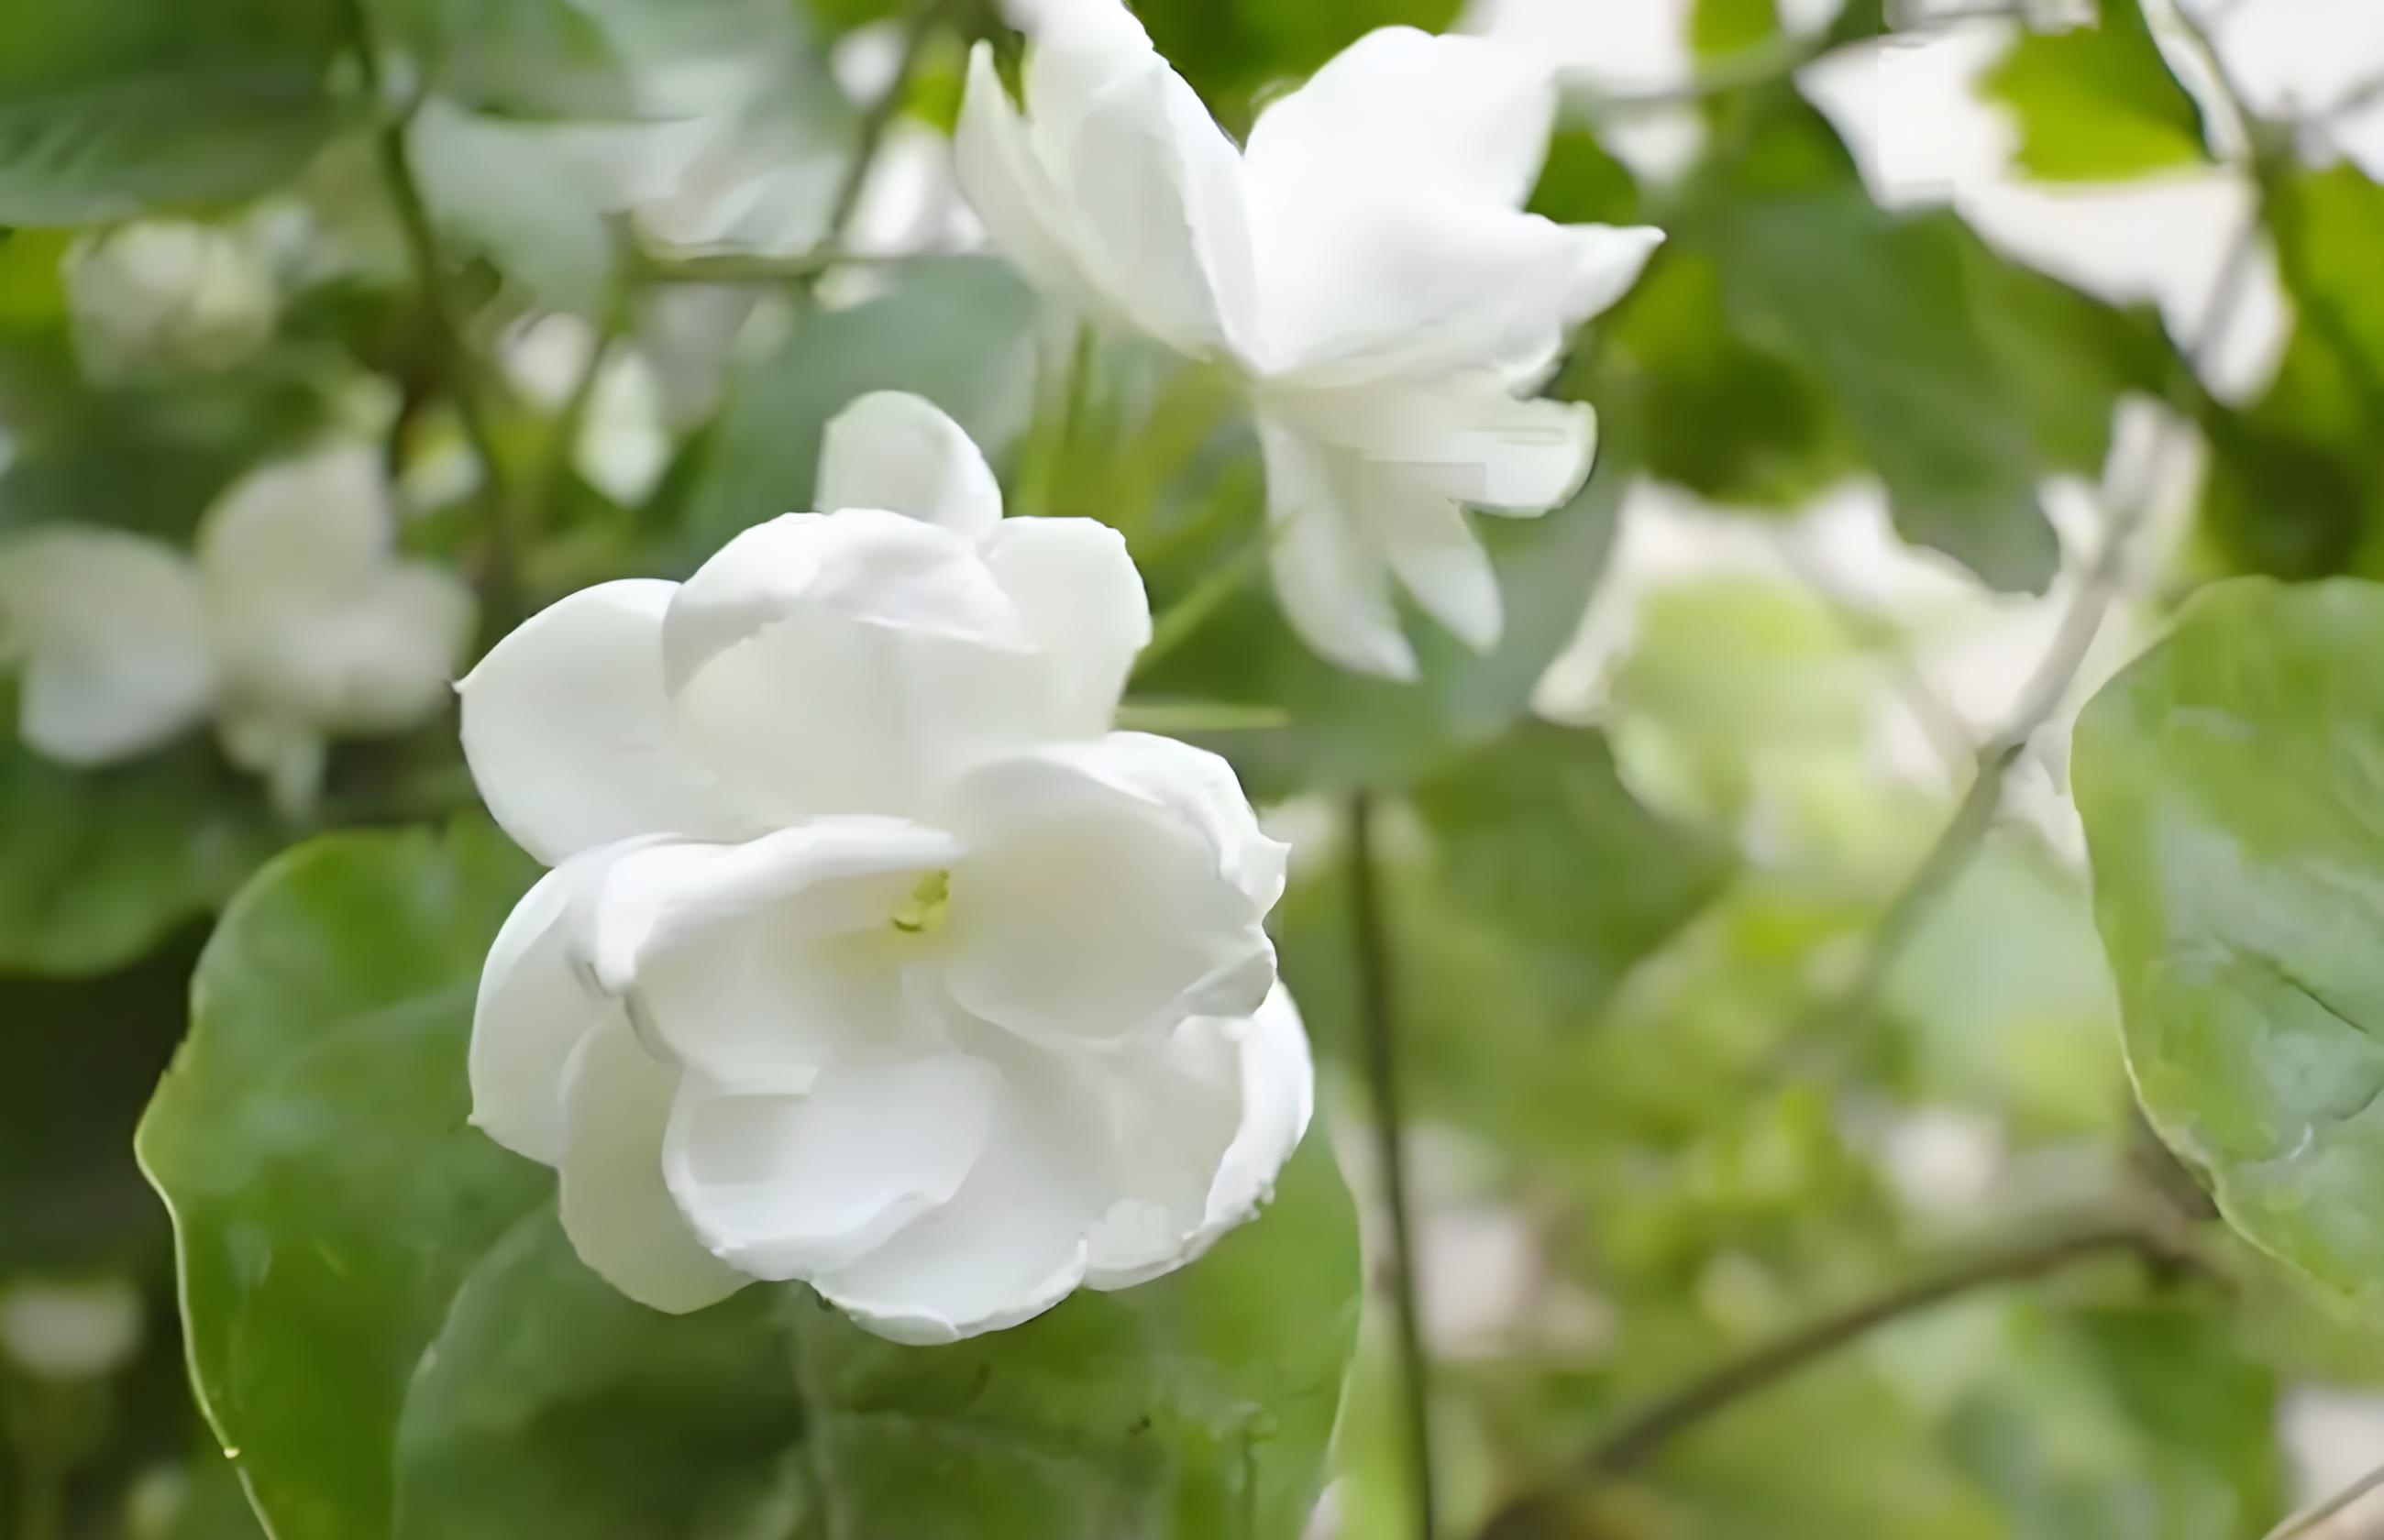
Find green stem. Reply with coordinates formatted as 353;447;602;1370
339;0;519;627
1348;793;1438;1540
1132;521;1275;680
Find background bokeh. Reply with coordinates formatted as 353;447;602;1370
6;0;2384;1536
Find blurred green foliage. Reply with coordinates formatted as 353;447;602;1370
4;0;2384;1537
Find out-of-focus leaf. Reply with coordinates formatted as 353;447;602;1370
1981;0;2207;182
0;735;272;976
2075;577;2384;1314
1692;0;1781;60
0;0;345;224
681;258;1039;561
143;820;1358;1540
1413;721;1734;1019
1715;196;2059;591
1133;0;1467;125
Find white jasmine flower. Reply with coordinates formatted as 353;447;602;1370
0;1275;144;1382
0;445;475;813
62;221;278;383
459;390;1315;1341
955;0;1663;678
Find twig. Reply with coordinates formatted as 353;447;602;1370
630;248;922;286
1474;1217;2194;1534
1571;1219;2192;1480
338;0;519;626
533;263;634;527
1801;208;2264;1035
1348;792;1438;1540
824;0;956;248
2265;1457;2384;1540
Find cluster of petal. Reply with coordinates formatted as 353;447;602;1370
62;221;278;383
955;0;1663;678
461;390;1312;1343
0;445;473;812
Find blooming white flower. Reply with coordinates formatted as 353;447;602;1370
0;445;474;812
459;390;1314;1341
0;1275;144;1382
62;221;278;383
954;0;1663;678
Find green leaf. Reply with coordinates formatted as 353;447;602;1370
1982;0;2207;183
681;258;1040;562
1691;0;1780;60
0;736;274;976
1131;0;1467;126
1715;197;2061;590
0;0;345;224
2075;577;2384;1313
144;820;1359;1539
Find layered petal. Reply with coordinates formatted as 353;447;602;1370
816;390;1003;537
459;579;756;865
1244;28;1559;209
1083;983;1316;1289
1372;477;1503;654
956;4;1256;361
660;511;1071;819
940;733;1280;1043
1261;380;1598;513
557;1016;748;1314
1258;418;1417;680
0;527;217;764
977;515;1149;734
663;1050;1000;1278
469;842;646;1164
811;1031;1108;1344
573;818;961;996
1246;193;1664;386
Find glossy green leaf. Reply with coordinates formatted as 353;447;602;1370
2075;577;2384;1313
0;735;273;976
1982;0;2207;182
143;820;1359;1540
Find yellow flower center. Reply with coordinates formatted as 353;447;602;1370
888;870;952;936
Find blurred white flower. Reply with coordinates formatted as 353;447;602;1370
62;221;278;383
0;1275;143;1382
955;0;1662;679
0;445;474;813
460;390;1312;1341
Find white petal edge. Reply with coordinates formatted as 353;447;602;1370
663;1051;1000;1279
1262;382;1598;514
977;515;1151;735
1256;418;1418;680
955;44;1120;325
816;390;1004;537
557;1015;749;1314
1085;982;1317;1291
460;578;753;866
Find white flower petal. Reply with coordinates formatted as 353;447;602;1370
557;1015;749;1314
940;732;1280;1043
0;527;216;764
577;819;961;995
811;1038;1106;1344
1251;195;1663;386
977;515;1149;734
218;560;475;735
635;928;911;1097
817;390;1003;537
661;511;1069;819
1264;382;1598;513
470;844;645;1165
1084;982;1316;1289
1055;58;1257;358
459;579;754;865
1246;28;1559;210
1257;418;1418;680
1375;483;1503;654
664;1050;1000;1279
196;444;389;602
955;44;1116;319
